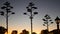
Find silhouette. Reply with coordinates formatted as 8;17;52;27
20;29;29;34
55;16;60;34
11;30;17;34
0;1;15;34
32;32;37;34
42;14;53;32
49;29;60;34
23;2;38;34
41;29;48;34
0;26;7;34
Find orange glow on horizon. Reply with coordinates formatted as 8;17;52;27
7;28;41;34
6;27;55;34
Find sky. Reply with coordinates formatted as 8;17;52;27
0;0;60;34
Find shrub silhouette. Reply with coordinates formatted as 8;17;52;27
0;26;7;34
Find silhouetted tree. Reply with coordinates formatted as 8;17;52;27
0;26;7;34
32;32;37;34
42;14;53;32
20;29;29;34
41;29;48;34
49;29;60;34
0;1;15;34
11;30;18;34
23;2;38;34
20;33;23;34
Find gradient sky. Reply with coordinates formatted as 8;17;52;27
0;0;60;34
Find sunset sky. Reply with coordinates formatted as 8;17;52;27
0;0;60;34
